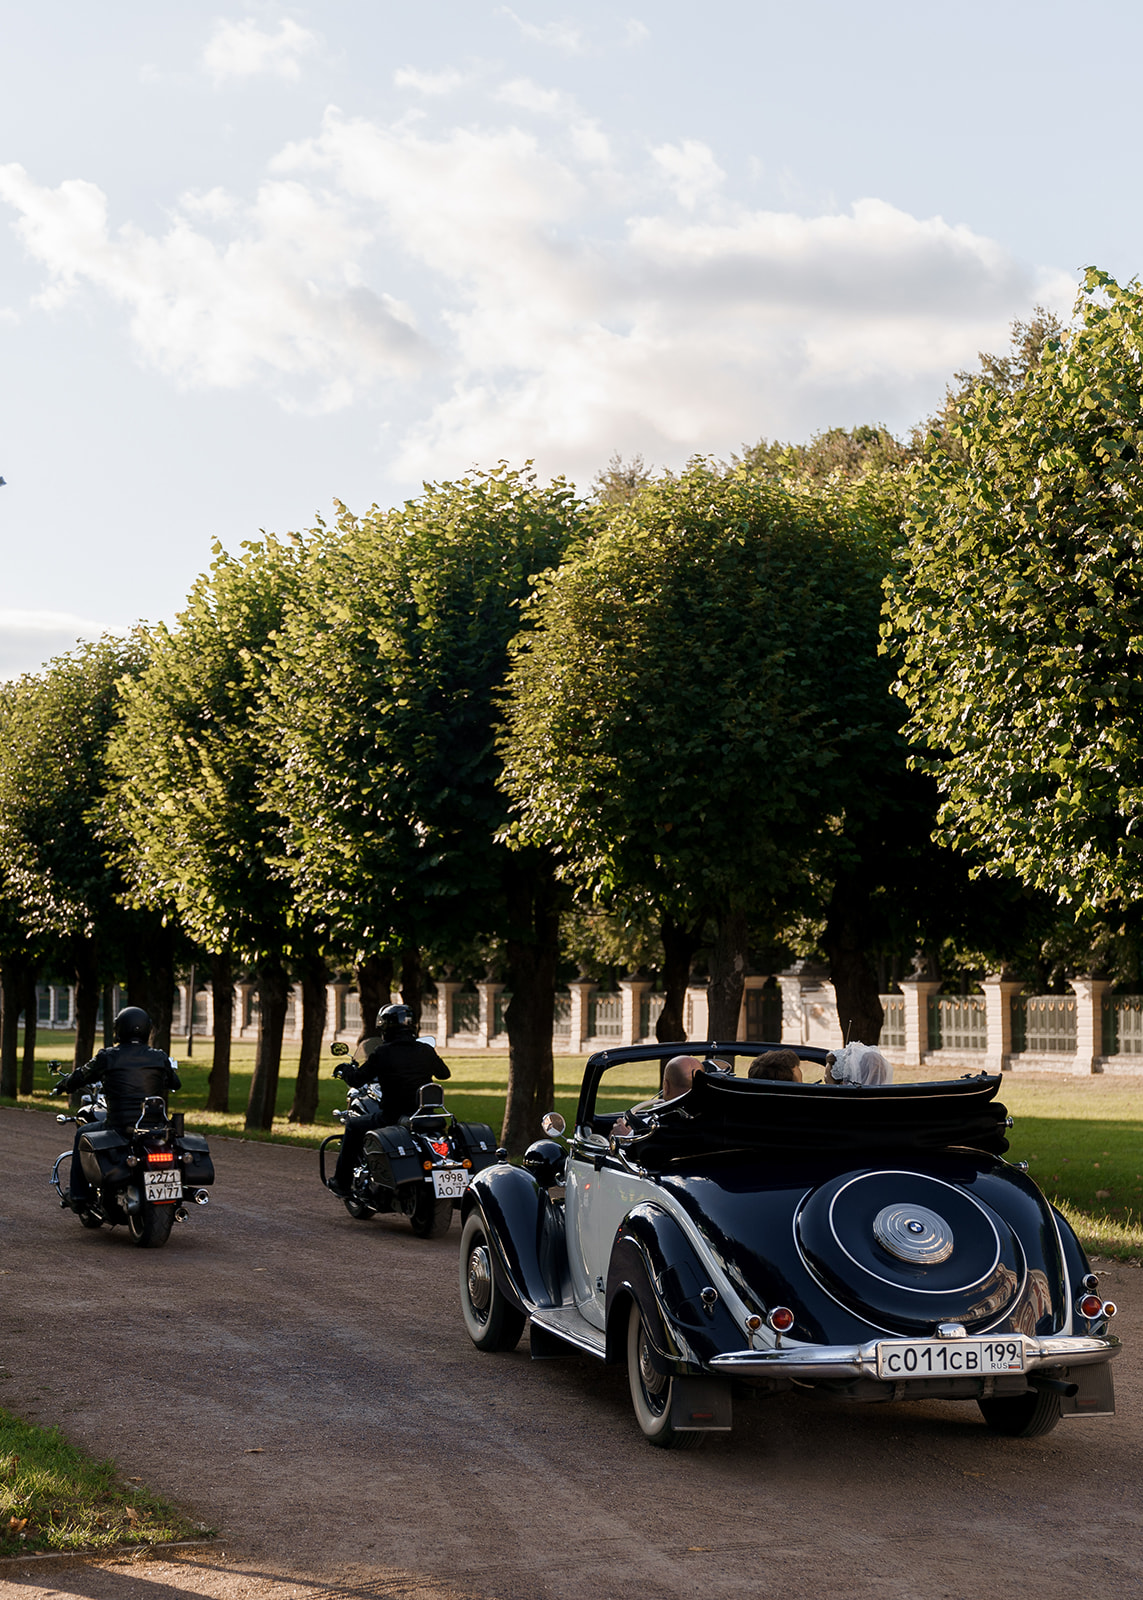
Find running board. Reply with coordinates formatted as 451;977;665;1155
529;1307;607;1361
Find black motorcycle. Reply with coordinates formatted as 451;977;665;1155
319;1043;499;1237
50;1067;214;1249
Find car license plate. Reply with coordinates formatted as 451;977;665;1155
432;1168;470;1199
876;1338;1025;1379
144;1170;183;1203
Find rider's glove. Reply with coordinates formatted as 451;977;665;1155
332;1065;346;1081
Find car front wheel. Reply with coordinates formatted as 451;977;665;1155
459;1212;525;1352
626;1300;704;1450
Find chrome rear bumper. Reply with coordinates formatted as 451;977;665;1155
709;1332;1120;1381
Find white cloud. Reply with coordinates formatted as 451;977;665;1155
0;610;109;679
0;161;428;410
393;65;469;96
496;8;584;54
202;18;318;85
651;140;726;210
0;107;1076;486
623;20;650;46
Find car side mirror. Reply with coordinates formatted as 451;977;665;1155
541;1111;566;1137
330;1041;350;1057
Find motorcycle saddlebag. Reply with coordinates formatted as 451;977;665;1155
452;1122;499;1174
364;1126;424;1190
177;1133;215;1186
78;1128;131;1187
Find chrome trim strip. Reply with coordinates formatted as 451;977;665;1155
709;1332;1121;1379
529;1309;608;1359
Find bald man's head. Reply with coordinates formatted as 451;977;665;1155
661;1055;702;1099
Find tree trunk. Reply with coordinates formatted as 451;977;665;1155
73;941;100;1068
0;961;23;1098
147;923;176;1054
19;968;38;1094
289;958;329;1123
101;984;114;1048
400;945;423;1030
246;960;289;1132
823;873;884;1046
706;906;749;1041
501;854;559;1156
657;912;704;1042
206;952;234;1112
355;952;394;1040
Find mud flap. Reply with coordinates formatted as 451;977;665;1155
668;1376;733;1432
1060;1363;1115;1419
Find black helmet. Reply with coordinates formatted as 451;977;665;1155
379;1003;415;1039
114;1006;152;1044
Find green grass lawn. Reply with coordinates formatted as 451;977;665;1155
8;1034;1141;1259
0;1408;207;1557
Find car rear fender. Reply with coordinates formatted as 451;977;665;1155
606;1202;745;1374
463;1165;568;1314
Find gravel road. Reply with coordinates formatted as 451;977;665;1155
0;1104;1139;1600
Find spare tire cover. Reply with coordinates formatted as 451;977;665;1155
796;1169;1024;1335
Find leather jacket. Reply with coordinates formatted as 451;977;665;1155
58;1042;181;1133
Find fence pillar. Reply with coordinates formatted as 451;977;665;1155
898;977;941;1068
477;982;505;1048
434;981;462;1046
1069;975;1110;1074
567;981;595;1054
685;984;709;1041
982;972;1023;1072
777;967;806;1045
619;979;651;1046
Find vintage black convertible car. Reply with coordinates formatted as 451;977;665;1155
458;1042;1121;1447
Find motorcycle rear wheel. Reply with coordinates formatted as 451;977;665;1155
410;1192;453;1238
128;1202;175;1249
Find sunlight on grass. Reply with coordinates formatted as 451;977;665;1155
0;1409;207;1556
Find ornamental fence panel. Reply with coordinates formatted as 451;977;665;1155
927;995;988;1051
1012;994;1076;1054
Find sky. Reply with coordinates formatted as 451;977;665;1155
2;0;1142;675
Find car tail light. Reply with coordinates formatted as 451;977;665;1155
1102;1300;1118;1317
1077;1294;1104;1319
767;1306;795;1334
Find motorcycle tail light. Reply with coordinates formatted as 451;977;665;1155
1077;1294;1104;1319
146;1151;175;1164
767;1307;795;1334
423;1160;433;1171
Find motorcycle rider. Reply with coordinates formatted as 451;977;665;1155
53;1006;181;1211
327;1003;451;1197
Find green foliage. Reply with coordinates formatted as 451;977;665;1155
264;464;580;957
736;424;915;484
887;269;1143;913
0;637;146;942
499;462;897;921
106;539;303;963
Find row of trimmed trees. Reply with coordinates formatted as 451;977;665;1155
6;271;1143;1143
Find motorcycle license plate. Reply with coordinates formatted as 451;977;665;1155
875;1338;1025;1379
144;1170;183;1203
432;1168;470;1199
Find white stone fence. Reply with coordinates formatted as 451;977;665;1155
30;971;1143;1073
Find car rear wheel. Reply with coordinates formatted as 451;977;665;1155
459;1213;525;1351
127;1201;175;1249
978;1388;1063;1438
626;1300;705;1450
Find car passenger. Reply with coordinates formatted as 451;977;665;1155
612;1054;701;1136
747;1050;803;1082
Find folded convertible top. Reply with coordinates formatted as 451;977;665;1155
629;1069;1011;1161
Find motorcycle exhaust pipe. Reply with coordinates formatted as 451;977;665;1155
174;1206;188;1223
193;1189;210;1205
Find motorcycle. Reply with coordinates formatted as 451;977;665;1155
319;1040;500;1237
49;1065;215;1249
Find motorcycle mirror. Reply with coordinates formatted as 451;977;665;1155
541;1111;566;1137
330;1041;350;1057
417;1034;437;1048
